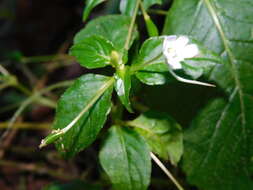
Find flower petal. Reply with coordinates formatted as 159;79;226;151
167;57;183;69
180;44;199;58
175;36;189;50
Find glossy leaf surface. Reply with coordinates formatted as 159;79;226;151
52;74;113;158
164;0;253;189
99;126;151;190
74;15;138;51
70;35;115;69
129;111;183;165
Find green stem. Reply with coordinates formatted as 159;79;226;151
148;9;167;16
124;0;141;50
0;80;73;143
21;54;73;64
0;64;9;75
15;83;32;96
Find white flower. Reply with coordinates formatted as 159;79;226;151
163;35;199;70
162;35;215;87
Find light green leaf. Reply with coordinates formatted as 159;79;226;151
114;66;133;112
99;126;151;190
120;0;136;16
74;15;138;51
51;74;113;158
82;0;106;21
128;111;183;165
70;35;115;69
164;0;253;189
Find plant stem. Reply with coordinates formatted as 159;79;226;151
0;64;9;75
0;80;73;142
148;9;167;16
0;122;51;129
124;0;141;50
150;152;184;190
21;54;73;64
15;83;32;96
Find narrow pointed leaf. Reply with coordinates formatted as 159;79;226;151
129;111;183;165
82;0;106;21
164;0;253;189
70;35;115;69
51;74;113;158
99;126;151;190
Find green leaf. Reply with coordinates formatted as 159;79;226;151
164;0;253;189
144;16;159;37
120;0;137;16
51;74;114;158
70;35;115;69
128;111;183;165
143;0;162;10
99;126;151;190
114;66;133;112
133;37;169;85
120;0;162;16
181;38;222;79
82;0;106;21
133;36;221;85
74;15;138;51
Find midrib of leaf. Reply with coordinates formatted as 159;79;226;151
40;77;114;148
124;0;141;50
203;0;246;126
62;77;114;133
200;87;238;167
116;126;133;189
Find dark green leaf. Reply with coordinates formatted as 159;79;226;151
99;126;151;190
70;35;115;69
114;66;133;112
52;74;113;158
83;0;106;21
74;15;138;51
164;0;253;189
128;111;183;165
